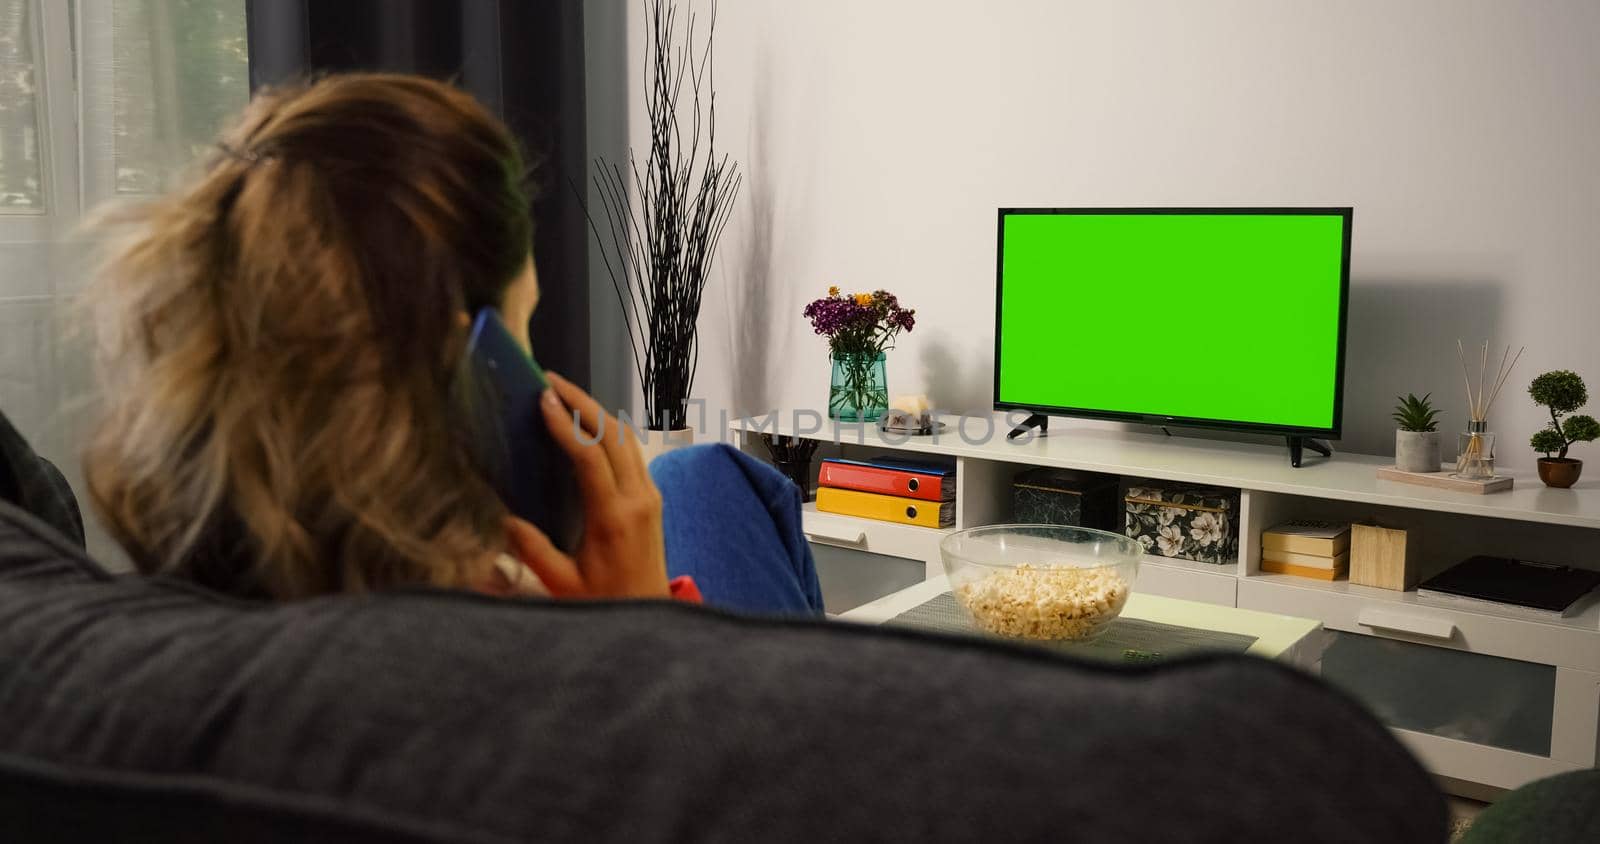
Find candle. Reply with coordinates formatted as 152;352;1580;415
890;394;930;416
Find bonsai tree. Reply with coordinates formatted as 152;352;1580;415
1528;370;1600;459
1391;393;1441;432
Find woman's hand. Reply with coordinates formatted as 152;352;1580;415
502;372;670;599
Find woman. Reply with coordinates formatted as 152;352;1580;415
85;74;820;611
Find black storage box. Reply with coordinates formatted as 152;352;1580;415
1011;467;1120;531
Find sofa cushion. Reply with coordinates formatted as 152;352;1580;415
0;502;1447;842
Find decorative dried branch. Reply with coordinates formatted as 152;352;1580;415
581;0;741;430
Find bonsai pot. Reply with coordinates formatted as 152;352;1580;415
1394;430;1442;473
1536;458;1583;488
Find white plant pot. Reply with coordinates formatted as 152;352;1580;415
637;427;695;466
1395;430;1442;473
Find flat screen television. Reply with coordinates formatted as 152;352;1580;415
994;208;1351;459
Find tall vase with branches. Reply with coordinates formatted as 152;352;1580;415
584;0;742;432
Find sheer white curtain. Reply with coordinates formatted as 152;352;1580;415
0;0;246;561
78;0;249;205
0;0;45;212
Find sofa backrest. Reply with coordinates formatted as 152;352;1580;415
0;410;84;547
0;502;1446;842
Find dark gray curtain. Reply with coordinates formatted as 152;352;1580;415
244;0;590;389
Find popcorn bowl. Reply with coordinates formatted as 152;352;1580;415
940;524;1143;642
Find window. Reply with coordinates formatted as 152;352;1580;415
0;0;44;211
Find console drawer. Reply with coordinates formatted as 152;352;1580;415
802;504;945;565
1238;576;1600;672
1138;561;1237;607
1321;631;1556;757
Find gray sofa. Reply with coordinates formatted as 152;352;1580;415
0;499;1446;842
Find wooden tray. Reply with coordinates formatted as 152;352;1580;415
1376;465;1513;494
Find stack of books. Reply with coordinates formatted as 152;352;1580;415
815;455;956;528
1261;521;1351;580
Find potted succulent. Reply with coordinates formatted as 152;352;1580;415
1391;393;1443;472
1528;370;1600;488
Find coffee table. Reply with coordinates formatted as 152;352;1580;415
840;575;1327;668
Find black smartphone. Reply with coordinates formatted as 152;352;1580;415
463;308;582;552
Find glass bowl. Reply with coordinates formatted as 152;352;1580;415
940;524;1143;642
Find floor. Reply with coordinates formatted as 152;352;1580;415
1448;796;1488;841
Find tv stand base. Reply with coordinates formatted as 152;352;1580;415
1006;413;1050;440
1287;436;1332;468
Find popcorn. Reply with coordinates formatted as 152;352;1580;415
954;563;1130;641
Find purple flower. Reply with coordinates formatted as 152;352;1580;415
804;286;915;355
803;297;872;335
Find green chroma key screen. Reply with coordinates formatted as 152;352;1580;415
996;210;1348;432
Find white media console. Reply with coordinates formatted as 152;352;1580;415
732;414;1600;794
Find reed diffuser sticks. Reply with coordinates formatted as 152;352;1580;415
1456;339;1524;423
1454;340;1524;479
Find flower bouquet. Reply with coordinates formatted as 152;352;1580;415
803;287;916;421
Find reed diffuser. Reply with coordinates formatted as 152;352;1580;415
1453;340;1524;480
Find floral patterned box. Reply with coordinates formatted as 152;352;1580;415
1123;480;1240;565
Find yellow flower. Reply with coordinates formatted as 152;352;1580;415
828;285;840;297
854;293;872;307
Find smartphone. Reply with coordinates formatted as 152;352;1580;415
464;308;582;552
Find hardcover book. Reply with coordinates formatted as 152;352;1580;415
1261;549;1350;570
1260;559;1347;581
1262;521;1351;556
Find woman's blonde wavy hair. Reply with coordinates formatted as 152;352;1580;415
85;74;533;599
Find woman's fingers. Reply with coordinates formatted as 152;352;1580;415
503;517;584;597
532;373;667;601
545;370;607;436
546;372;648;491
539;380;618;499
606;412;650;489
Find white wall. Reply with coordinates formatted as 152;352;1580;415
588;0;1600;472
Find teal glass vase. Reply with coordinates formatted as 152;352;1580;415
829;351;889;422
